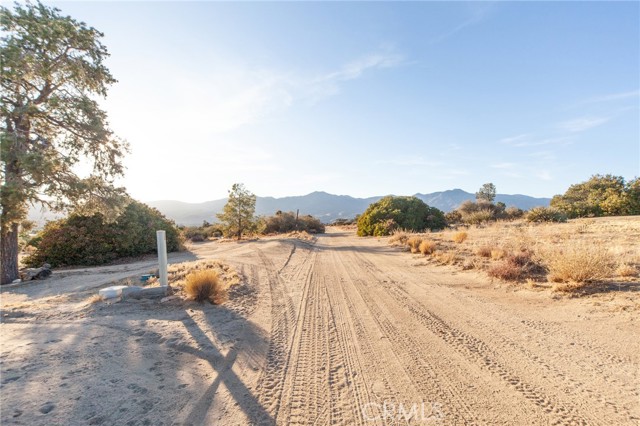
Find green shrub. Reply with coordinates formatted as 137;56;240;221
24;200;182;267
182;224;224;242
259;211;325;234
525;207;568;223
444;210;462;225
357;196;446;236
456;200;506;224
550;174;638;218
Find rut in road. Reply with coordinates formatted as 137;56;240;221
248;231;639;425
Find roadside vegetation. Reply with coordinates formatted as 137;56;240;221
259;210;325;234
357;196;446;236
388;216;639;293
144;259;239;304
24;200;182;267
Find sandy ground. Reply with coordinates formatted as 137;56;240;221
1;228;638;425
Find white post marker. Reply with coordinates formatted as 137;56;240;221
156;230;168;287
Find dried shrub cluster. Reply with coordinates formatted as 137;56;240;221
419;240;436;255
387;217;639;293
538;244;616;288
165;260;240;304
184;270;226;304
452;232;468;243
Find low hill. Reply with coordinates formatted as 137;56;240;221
146;190;550;226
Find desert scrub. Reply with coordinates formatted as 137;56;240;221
525;207;567;223
184;270;226;304
388;230;409;246
476;246;493;258
617;264;638;278
538;243;615;287
488;251;541;281
452;231;468;243
491;248;506;260
419;240;436;255
434;250;458;265
407;236;423;253
166;259;239;302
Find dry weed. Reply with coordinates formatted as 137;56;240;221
539;243;615;285
435;250;458;265
87;294;103;304
389;230;409;246
491;249;506;260
452;231;468;243
419;240;436;255
616;264;638;278
167;259;240;303
476;246;492;258
407;236;423;253
184;270;227;304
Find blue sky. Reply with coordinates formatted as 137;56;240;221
47;1;639;201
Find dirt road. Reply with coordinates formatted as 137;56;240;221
1;229;638;425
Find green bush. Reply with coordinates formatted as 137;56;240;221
456;200;505;224
260;211;325;234
25;200;183;267
357;196;446;236
550;174;639;218
525;207;568;223
181;224;224;242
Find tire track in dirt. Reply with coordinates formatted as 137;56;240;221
253;250;298;422
276;246;378;425
313;236;480;424
358;251;638;424
351;250;613;425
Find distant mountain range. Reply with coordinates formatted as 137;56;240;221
146;189;551;226
27;189;551;226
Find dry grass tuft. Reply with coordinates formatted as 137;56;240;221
389;230;410;246
419;240;436;255
617;264;638;278
452;231;468;244
488;260;523;281
491;248;506;260
87;294;103;304
476;246;493;258
488;251;540;282
539;243;615;286
407;236;423;253
167;259;240;303
435;250;458;265
184;270;226;304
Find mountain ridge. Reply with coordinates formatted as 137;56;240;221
146;189;551;226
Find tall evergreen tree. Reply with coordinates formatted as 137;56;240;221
1;2;127;283
217;183;256;240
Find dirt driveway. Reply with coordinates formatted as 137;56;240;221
1;228;638;425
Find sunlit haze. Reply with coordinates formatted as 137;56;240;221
47;1;639;202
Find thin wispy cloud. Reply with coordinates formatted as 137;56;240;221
114;48;405;139
584;89;639;104
499;134;531;145
558;116;610;133
429;3;496;44
321;52;404;82
500;134;573;148
304;50;404;104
